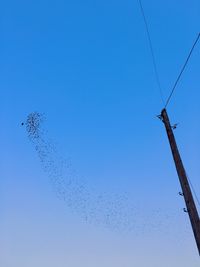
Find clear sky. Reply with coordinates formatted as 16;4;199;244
1;0;200;266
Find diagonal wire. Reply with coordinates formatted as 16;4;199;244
187;174;200;208
138;0;165;105
165;32;200;108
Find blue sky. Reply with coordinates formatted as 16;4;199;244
1;0;200;266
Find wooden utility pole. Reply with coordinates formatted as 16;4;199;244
160;108;200;255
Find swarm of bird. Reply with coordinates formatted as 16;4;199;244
24;111;173;233
25;112;44;140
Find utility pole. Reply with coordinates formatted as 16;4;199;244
160;108;200;255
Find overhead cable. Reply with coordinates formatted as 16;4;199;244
165;33;200;108
138;0;165;105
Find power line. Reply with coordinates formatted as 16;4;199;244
138;0;165;105
187;174;200;208
165;32;200;108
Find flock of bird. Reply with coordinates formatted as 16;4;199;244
24;112;175;234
